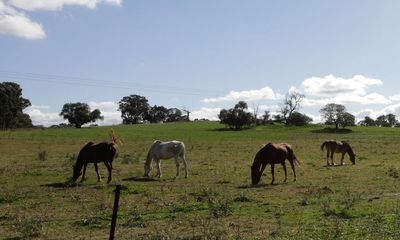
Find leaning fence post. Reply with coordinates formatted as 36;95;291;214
109;184;121;240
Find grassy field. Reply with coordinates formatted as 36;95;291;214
1;122;400;239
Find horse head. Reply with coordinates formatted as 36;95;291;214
342;141;356;165
72;164;82;182
144;162;152;177
251;164;262;185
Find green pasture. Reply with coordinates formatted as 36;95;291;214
1;122;400;239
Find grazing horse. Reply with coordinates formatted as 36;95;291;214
321;140;355;166
251;143;300;185
72;142;117;183
144;140;188;178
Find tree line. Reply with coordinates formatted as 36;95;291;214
1;81;399;130
0;82;191;129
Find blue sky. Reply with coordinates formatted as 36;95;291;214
1;0;400;126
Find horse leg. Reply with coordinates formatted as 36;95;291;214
155;159;162;178
282;162;288;182
289;160;297;182
182;154;188;178
80;163;88;182
326;150;330;166
330;152;335;166
174;156;180;177
340;153;345;165
270;164;275;185
94;163;101;182
104;161;112;183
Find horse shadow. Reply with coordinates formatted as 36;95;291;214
122;176;158;182
237;182;285;189
40;181;78;188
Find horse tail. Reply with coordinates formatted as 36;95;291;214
321;141;327;151
286;145;301;166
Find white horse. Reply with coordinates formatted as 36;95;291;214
144;140;188;178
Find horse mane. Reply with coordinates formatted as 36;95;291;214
341;141;355;157
109;129;123;147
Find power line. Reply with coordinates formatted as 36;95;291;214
0;70;223;97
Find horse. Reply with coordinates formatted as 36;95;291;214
321;140;355;166
144;140;188;178
72;130;121;183
251;143;300;185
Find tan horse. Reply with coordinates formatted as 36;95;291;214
251;143;300;185
321;140;355;166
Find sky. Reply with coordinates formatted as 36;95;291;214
1;0;400;126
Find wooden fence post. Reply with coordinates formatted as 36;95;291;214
109;184;121;240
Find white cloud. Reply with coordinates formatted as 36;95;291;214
24;101;122;127
0;2;45;39
7;0;122;11
303;93;391;107
88;101;121;125
190;107;221;121
301;74;383;97
24;105;66;126
0;0;122;39
201;86;282;103
389;94;400;102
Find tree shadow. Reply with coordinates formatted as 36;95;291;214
311;127;353;134
209;127;253;132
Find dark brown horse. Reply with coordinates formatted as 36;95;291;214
321;140;355;166
251;143;300;185
72;142;117;183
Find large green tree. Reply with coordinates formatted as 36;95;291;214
0;82;32;129
146;105;169;123
320;103;355;129
286;111;313;126
218;101;254;130
118;95;150;124
60;102;103;128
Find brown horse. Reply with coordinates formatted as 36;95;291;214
72;142;117;183
251;143;300;185
321;140;355;166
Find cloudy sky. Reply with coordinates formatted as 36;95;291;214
1;0;400;126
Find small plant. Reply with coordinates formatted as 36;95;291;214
388;166;400;179
208;198;233;218
233;192;252;202
124;210;147;228
65;153;76;161
37;150;47;161
18;218;44;238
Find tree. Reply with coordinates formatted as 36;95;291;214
279;91;305;125
218;101;254;130
0;82;32;129
286;111;313;126
60;102;103;128
146;105;168;123
387;114;398;127
340;112;356;128
261;111;271;125
166;108;185;122
119;95;150;124
376;114;398;127
319;103;346;129
358;116;376;126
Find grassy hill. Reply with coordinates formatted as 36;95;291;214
1;122;400;239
